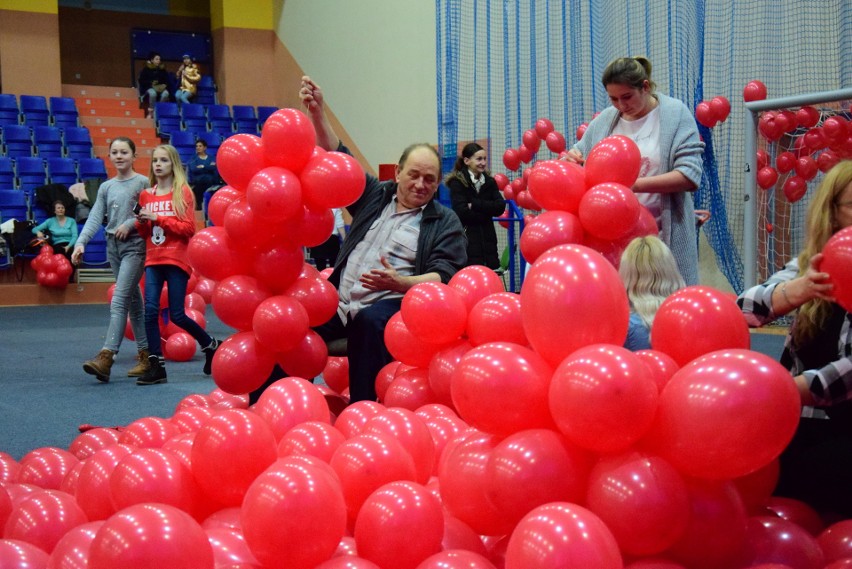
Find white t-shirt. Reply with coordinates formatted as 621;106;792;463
613;106;663;227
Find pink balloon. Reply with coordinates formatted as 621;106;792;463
651;286;750;367
109;448;200;514
118;416;180;449
505;502;622;568
634;349;680;392
68;429;121;461
217;133;266;191
417;550;496;568
47;520;104;569
301;151;366;209
549;344;658;453
206;527;259;567
207;185;242;227
519;209;584;263
261;108;316;173
585;134;642;188
245;166;303;221
401;282;467;344
88;503;214;569
334;400;386;439
354;481;444;569
253;377;331;439
646;349;801;480
292;204;337;247
5;489;88;554
520;244;629;367
74;445;134;520
278;420;346;463
0;540;49;567
17;447;79;491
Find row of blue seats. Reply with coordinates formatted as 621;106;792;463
1;125;93;160
154;102;279;137
0;156;106;192
0;94;79;128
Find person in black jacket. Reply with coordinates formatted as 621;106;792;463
299;75;467;403
138;52;170;118
445;143;506;269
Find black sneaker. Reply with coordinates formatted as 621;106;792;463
202;338;219;376
136;355;167;386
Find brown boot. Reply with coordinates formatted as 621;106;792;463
127;349;151;377
83;349;115;383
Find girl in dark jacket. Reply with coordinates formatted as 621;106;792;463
445;143;506;268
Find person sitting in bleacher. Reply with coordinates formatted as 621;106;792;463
32;200;78;269
138;52;170;119
174;54;201;107
186;139;220;210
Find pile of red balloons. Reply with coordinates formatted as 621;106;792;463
695;96;731;128
184;108;365;395
31;246;73;289
498;118;569;208
520;134;658;267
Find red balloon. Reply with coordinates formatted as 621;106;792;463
576;122;589;141
383;367;437;410
579;181;640;241
17;447;78;491
88;504;212;568
427;339;472;406
354;481;444;569
634;349;680;392
803;128;826;151
207;186;242;227
646;349;801;480
757;167;779;190
756;149;770;170
526;159;586;213
535;118;555;138
4;489;88;554
797;106;821;128
520;244;629;367
212;275;270;331
401;282;467;344
363;408;436;484
493;173;509;191
818;149;841;173
505;502;622;568
74;445;134;520
783;175;808;202
292;204;336;247
517;144;534;164
466;292;528;346
585;134;642;188
587;452;690;556
520;209;584;263
192;409;277;507
486;429;591;528
217;133;266;191
733;458;780;514
695;101;717;128
322;356;349;394
206;527;259;567
278;420;346;463
48;520;103;569
253;295;310;352
245;166;303;221
334;400;386;439
740;516;825;569
275;329;329;379
448;266;505;312
819;520;852;565
300;151;366;209
710;96;731;122
550;344;658;453
821;225;852;313
759;112;785;141
522;128;541;152
502;148;521;171
795;156;818;180
545;131;566;153
743;80;768;102
0;540;50;567
68;428;121;460
164;331;196;361
212;331;277;395
109;448;200;514
253;377;331;439
330;433;418;528
118;416;180;449
651;285;751;367
514;189;541;211
194;276;216;304
384;312;445;368
823;116;849;143
261;108;316;173
451;342;554;436
764;496;825;537
252;243;304;293
187;226;250;281
285;276;339;326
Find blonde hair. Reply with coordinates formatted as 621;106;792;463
619;236;685;328
149;144;191;219
793;160;852;344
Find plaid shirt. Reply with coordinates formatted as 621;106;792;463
738;258;852;417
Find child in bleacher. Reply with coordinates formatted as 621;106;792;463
134;144;219;385
71;137;150;382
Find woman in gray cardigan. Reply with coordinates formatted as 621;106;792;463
567;57;705;285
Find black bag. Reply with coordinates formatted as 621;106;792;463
5;220;39;256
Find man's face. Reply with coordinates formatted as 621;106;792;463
395;147;440;210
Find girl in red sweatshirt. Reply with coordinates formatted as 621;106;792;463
135;144;218;385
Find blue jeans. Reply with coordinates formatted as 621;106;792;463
104;235;147;353
175;90;193;105
145;88;169;105
143;264;212;357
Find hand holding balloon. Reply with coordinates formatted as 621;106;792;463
777;253;834;310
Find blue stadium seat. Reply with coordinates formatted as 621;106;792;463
154;102;181;137
16;157;47;194
196;131;222;153
63;127;93;160
0;190;28;221
170;130;196;164
232;105;258;134
194;76;216;105
2;124;33;158
0;94;20;126
78;158;107;181
257;106;278;130
81;226;109;267
181;103;208;131
206;104;233;135
47;157;78;186
19;95;50;127
49;97;79;129
0;157;16;189
33;126;64;158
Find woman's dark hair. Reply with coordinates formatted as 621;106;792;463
195;139;208;148
109;136;136;154
148;51;161;61
453;142;484;172
602;56;656;93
